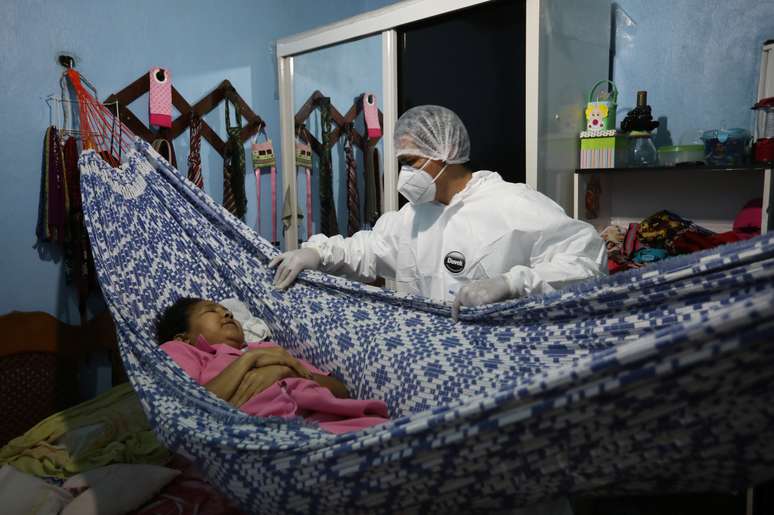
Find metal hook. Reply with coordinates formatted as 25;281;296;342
58;54;75;69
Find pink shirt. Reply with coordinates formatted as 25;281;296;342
160;338;389;434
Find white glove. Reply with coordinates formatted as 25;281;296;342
452;275;512;321
268;248;321;290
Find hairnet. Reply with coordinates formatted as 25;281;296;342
394;105;471;164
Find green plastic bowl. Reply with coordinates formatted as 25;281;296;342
658;144;705;166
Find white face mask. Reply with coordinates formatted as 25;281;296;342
397;160;448;205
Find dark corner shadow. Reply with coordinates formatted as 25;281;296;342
653;116;673;148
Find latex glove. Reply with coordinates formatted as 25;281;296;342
268;248;321;290
452;275;512;321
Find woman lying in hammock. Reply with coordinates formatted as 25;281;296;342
156;298;389;434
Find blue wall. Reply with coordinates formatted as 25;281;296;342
612;0;774;145
0;0;373;321
361;0;774;147
8;0;771;321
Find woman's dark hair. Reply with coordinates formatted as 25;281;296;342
156;297;204;344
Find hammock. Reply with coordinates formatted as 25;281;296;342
79;140;774;514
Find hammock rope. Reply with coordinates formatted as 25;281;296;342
65;69;136;163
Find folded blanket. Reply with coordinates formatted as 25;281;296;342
0;383;169;478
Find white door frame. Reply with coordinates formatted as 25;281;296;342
276;0;539;249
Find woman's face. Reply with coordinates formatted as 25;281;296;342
181;300;245;349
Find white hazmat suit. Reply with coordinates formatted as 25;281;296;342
303;170;606;302
270;105;606;316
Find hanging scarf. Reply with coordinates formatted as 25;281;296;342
318;98;338;236
36;129;52;242
364;142;381;228
344;128;359;236
38;127;69;243
63;137;80;223
222;99;246;220
187;112;204;189
63;136;98;323
296;133;314;240
37;128;97;323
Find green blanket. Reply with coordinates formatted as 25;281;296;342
0;383;169;478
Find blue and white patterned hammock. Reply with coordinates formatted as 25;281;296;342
79;141;774;514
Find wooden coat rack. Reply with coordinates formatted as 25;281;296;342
294;90;383;155
104;74;265;157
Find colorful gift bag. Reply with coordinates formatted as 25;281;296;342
296;141;313;169
252;132;278;244
252;134;276;170
585;80;618;132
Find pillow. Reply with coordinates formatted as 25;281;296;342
220;297;272;342
0;465;73;515
62;464;180;515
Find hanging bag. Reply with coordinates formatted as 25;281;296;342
585;80;618;132
251;130;278;244
149;67;173;128
223;98;246;219
295;136;313;169
363;92;382;139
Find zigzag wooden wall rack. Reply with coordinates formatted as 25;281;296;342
294;90;384;156
104;74;265;157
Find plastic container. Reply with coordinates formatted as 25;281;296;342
701;128;751;166
658;144;705;166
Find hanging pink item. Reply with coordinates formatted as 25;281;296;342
149;67;173;128
304;167;313;239
296;140;314;238
363;92;382;139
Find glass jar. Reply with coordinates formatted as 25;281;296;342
700;128;751;166
628;131;658;167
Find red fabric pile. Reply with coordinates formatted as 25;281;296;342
600;199;762;274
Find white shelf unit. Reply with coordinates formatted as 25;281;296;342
573;165;773;234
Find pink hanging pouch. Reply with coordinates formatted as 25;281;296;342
149;67;173;128
363;92;382;139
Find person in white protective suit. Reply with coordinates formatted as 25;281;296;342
270;105;607;320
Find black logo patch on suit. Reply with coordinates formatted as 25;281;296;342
444;251;466;274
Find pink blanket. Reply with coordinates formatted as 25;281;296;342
161;339;388;434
